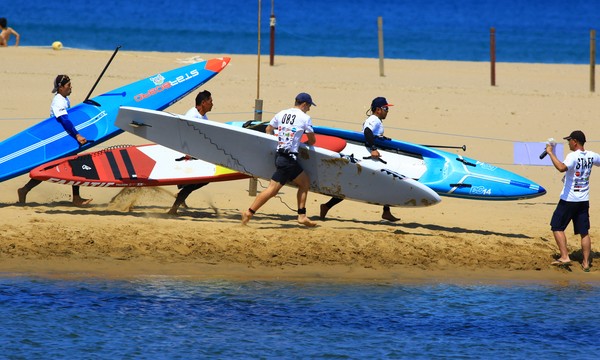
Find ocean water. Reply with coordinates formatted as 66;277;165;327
1;276;599;358
2;0;599;63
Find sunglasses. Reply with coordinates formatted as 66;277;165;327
380;106;389;112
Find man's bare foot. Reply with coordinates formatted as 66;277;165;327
73;196;93;206
319;204;329;220
298;215;317;227
17;187;28;204
241;210;253;225
167;208;178;215
76;134;87;145
382;211;400;222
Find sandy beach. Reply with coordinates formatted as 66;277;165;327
1;47;599;283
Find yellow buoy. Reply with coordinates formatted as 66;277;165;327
52;41;63;50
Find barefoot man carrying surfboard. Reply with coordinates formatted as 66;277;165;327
241;93;318;227
17;75;92;206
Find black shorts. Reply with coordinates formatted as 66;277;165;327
271;154;303;185
550;199;590;235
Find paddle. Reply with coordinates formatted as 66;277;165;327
363;156;387;164
421;144;467;151
84;45;122;105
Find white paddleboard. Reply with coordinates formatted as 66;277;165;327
115;106;441;207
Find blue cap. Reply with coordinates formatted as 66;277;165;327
296;92;316;106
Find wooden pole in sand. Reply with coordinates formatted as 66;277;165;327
590;29;596;93
257;0;261;100
490;27;496;86
378;17;385;77
269;0;275;66
249;0;262;196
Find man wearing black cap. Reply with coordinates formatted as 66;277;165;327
241;92;317;227
546;130;600;272
17;75;91;206
320;96;400;222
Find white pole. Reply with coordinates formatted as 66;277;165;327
249;0;263;196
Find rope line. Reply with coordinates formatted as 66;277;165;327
4;111;596;143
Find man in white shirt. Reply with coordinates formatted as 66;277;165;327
320;97;399;222
168;90;213;215
546;130;600;271
242;92;317;227
17;75;91;206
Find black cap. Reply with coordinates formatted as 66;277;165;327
370;97;394;110
563;130;586;144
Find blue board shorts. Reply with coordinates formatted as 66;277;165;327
272;153;303;186
550;199;590;235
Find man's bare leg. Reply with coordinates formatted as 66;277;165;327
293;172;317;227
581;234;592;270
241;180;282;225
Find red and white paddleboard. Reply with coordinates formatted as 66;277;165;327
29;134;347;187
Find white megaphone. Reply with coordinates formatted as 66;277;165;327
539;138;556;159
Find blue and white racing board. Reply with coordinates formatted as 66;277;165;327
233;121;546;201
0;57;231;182
312;126;546;200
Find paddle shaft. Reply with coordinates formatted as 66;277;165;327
421;144;467;151
84;45;122;102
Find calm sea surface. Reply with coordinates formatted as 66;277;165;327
3;1;600;357
1;276;599;358
2;0;599;63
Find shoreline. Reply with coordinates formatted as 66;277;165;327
10;45;595;66
0;259;593;285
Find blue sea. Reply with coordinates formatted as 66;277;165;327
1;277;599;358
3;0;599;63
3;1;600;358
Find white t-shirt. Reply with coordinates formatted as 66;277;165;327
184;107;207;120
560;149;600;202
269;107;313;153
50;93;70;118
362;114;384;136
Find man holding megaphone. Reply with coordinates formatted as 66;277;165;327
546;130;600;272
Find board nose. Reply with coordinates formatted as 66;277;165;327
205;57;231;72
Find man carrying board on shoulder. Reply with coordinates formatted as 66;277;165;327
242;92;317;227
17;75;92;206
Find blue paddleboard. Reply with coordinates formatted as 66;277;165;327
0;57;231;182
313;126;546;200
232;121;546;201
